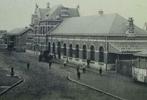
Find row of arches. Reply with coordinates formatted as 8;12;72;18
48;42;104;62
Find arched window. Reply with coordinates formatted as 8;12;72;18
69;44;73;57
99;46;104;62
82;45;87;59
90;45;95;61
52;42;55;54
75;45;79;58
63;43;66;56
48;42;50;53
57;42;61;59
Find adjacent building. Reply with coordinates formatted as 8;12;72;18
7;27;33;52
0;30;7;50
28;3;80;52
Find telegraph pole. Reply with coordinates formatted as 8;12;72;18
105;36;109;71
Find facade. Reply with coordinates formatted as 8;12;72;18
46;13;147;71
0;30;7;50
28;3;80;52
7;27;33;52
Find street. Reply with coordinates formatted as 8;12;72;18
0;52;115;100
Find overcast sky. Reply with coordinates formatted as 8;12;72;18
0;0;147;30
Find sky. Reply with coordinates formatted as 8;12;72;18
0;0;147;31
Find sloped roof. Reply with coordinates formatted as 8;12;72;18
8;27;32;35
37;5;79;20
50;13;147;36
39;8;50;20
134;51;147;57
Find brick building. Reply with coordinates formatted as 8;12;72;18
46;13;147;71
28;3;80;52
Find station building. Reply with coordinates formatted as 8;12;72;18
46;12;147;71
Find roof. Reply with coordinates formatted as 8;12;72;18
7;27;32;36
39;8;50;20
134;51;147;57
109;42;146;54
50;13;147;36
36;4;79;21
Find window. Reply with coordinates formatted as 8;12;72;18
69;44;73;57
75;45;79;58
99;46;104;62
63;43;66;56
52;42;55;54
57;42;61;59
82;45;87;59
48;42;50;52
90;45;95;61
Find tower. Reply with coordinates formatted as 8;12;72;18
35;3;39;14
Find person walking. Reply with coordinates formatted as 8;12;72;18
82;64;86;73
87;59;90;68
99;67;102;76
27;62;30;70
76;65;81;79
76;64;80;72
77;70;81;80
49;60;52;69
63;60;67;67
10;67;14;77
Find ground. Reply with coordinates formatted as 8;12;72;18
0;51;147;100
0;52;116;100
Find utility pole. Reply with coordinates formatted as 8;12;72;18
105;36;109;71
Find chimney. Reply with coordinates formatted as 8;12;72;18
98;10;104;15
128;17;134;33
47;2;50;8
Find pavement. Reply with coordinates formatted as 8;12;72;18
57;60;147;100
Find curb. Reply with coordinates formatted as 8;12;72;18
67;76;127;100
0;77;24;96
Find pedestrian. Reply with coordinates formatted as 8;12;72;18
87;59;90;68
77;70;81;80
49;60;52;69
82;64;86;73
99;67;102;76
66;57;69;63
27;62;30;70
63;60;67;67
76;64;80;72
10;67;14;77
76;64;81;79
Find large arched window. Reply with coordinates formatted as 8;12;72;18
90;45;95;61
82;45;87;59
48;42;50;53
99;46;104;62
69;44;73;57
75;44;79;58
63;43;66;56
57;42;61;59
52;42;55;54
